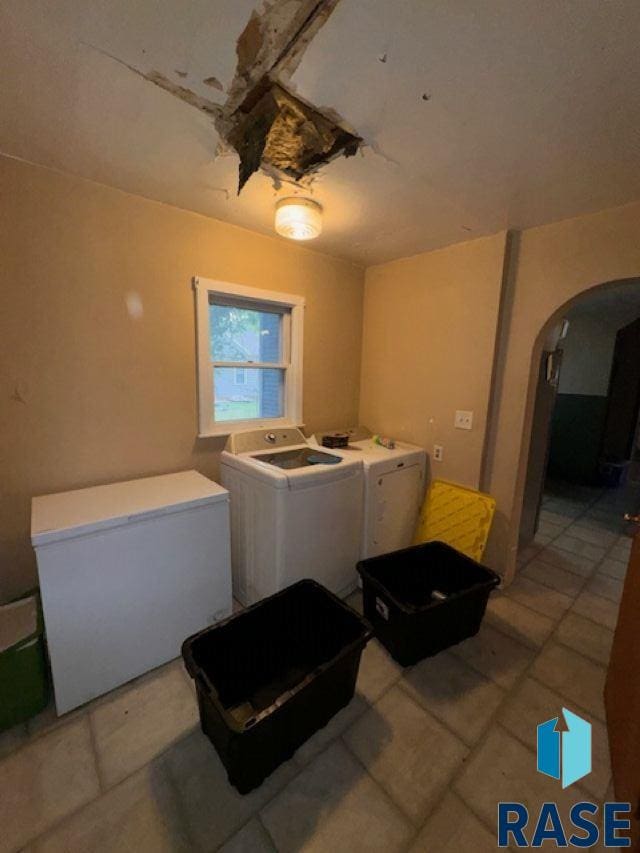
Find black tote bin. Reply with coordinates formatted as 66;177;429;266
182;579;372;794
357;541;500;666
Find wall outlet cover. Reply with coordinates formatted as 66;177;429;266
433;444;444;462
455;410;473;430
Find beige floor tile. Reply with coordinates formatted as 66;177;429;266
32;764;190;853
400;651;505;745
498;677;611;799
522;559;586;598
599;558;628;581
261;741;412;853
555;612;614;667
505;576;574;620
0;721;29;760
91;661;198;788
531;643;607;721
537;519;565;539
553;535;607;562
573;590;620;631
355;639;403;704
588;574;624;604
294;694;369;766
455;726;588;833
540;509;574;528
535;546;596;578
343;686;468;824
450;623;534;690
407;791;497;853
565;523;617;547
219;818;275;853
485;593;555;648
609;540;632;563
344;589;363;615
160;728;298;851
0;718;100;852
517;543;542;566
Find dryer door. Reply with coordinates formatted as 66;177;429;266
369;464;423;557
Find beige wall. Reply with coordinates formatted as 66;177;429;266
0;156;365;599
359;233;508;489
484;202;640;578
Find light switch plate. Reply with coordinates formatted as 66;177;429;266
455;410;473;430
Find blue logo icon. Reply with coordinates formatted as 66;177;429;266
537;708;592;788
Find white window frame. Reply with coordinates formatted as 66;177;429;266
194;277;304;437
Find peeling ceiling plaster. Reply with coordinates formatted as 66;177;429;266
2;0;640;265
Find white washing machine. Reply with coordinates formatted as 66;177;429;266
220;428;363;605
311;427;427;559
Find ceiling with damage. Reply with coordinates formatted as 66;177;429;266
2;0;640;265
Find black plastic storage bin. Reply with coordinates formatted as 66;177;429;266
357;541;500;666
182;579;371;794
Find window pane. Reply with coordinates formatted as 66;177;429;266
214;367;284;422
210;303;282;363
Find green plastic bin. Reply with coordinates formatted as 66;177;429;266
0;591;49;731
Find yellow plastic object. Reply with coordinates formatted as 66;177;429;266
413;479;496;562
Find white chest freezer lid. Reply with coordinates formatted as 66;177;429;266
31;471;228;547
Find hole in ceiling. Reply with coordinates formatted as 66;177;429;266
228;77;361;193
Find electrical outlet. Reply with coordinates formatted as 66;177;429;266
433;444;444;462
455;410;473;430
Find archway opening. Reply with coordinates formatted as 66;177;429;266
516;277;640;575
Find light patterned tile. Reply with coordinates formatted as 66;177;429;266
485;594;555;648
32;764;190;853
498;677;611;799
505;576;573;620
91;662;198;788
408;792;497;853
0;719;100;852
161;729;298;851
344;687;468;824
522;559;586;598
553;535;607;563
355;640;403;704
261;741;412;853
535;547;596;578
400;650;505;745
599;558;628;581
588;574;624;604
555;612;614;667
455;727;588;834
219;819;275;853
531;643;607;721
450;623;534;690
573;590;620;631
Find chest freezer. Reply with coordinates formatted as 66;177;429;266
31;470;231;714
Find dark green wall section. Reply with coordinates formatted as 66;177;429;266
547;394;608;484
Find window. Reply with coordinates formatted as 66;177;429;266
194;278;304;436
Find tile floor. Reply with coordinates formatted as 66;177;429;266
0;480;637;852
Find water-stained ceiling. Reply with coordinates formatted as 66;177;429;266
2;0;640;265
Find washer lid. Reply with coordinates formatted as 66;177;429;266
31;471;228;546
221;446;362;489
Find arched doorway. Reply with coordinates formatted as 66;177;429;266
514;276;640;580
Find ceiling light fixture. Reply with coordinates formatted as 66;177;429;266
275;198;323;241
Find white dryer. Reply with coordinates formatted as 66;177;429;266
310;427;427;559
220;428;363;605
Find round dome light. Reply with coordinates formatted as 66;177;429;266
275;197;322;241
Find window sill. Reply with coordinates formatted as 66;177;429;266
198;421;305;439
